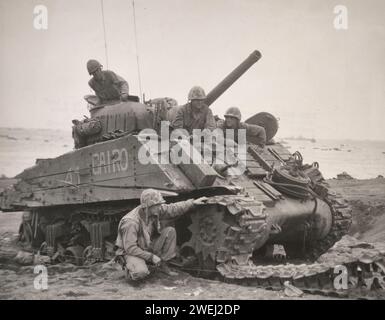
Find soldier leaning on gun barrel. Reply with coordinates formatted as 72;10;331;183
217;106;267;147
114;189;207;282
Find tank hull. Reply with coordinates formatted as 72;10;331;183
1;136;342;268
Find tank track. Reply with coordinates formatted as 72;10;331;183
214;184;385;298
185;195;269;269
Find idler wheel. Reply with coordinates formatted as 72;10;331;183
83;245;96;265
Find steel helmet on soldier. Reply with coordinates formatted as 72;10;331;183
140;189;166;209
87;59;102;75
224;106;242;121
188;86;206;101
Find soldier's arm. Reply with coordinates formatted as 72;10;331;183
88;78;95;91
256;126;267;147
248;124;266;148
110;71;129;95
205;108;216;131
88;79;102;100
159;199;195;219
171;107;184;129
119;221;153;261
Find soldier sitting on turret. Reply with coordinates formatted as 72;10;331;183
86;59;129;104
217;107;267;147
172;86;216;134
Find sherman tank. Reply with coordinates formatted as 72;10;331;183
1;51;384;297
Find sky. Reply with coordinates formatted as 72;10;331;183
0;0;384;140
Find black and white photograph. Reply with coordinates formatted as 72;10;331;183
0;0;385;306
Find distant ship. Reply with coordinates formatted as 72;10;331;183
284;135;317;143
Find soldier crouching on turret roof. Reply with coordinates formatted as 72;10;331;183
86;59;129;104
216;106;267;148
114;189;207;282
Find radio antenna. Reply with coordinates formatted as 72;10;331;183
132;0;143;100
100;0;109;68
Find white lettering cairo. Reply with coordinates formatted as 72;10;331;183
106;150;111;173
120;148;129;171
92;148;129;175
92;154;100;175
111;149;121;172
99;152;106;174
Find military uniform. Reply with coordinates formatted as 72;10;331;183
217;119;267;147
115;199;195;280
88;70;129;103
172;103;216;134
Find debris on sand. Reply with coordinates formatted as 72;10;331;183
47;263;77;273
33;254;51;265
62;290;90;297
184;287;204;297
14;251;34;265
284;281;303;297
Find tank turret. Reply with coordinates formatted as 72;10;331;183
73;51;262;148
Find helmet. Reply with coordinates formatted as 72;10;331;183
188;86;206;101
87;59;102;75
140;189;165;209
224;106;242;121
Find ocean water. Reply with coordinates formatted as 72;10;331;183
0;128;73;178
282;138;385;179
0;128;384;179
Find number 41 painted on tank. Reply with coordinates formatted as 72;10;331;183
64;167;80;186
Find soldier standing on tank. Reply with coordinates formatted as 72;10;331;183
172;86;216;134
87;59;130;104
115;189;207;282
217;106;267;147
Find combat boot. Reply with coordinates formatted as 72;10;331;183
158;261;178;276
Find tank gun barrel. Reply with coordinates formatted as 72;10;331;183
205;50;262;106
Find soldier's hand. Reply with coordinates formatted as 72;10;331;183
120;93;129;101
152;254;161;266
193;197;208;205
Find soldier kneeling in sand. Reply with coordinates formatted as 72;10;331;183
114;189;207;282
